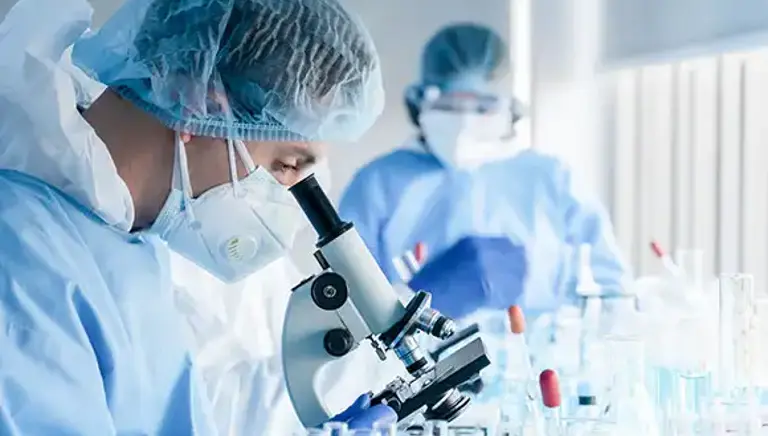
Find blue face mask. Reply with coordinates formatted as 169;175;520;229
149;134;306;283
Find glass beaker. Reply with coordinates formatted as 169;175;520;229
603;336;659;436
717;274;759;402
562;417;619;435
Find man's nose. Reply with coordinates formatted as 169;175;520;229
272;171;302;187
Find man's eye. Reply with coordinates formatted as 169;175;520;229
279;163;299;173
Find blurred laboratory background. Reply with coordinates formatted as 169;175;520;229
7;0;767;285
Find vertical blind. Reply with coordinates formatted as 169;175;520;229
609;48;768;293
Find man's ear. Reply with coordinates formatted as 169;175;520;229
179;132;192;143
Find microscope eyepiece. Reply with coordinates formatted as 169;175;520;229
290;175;352;247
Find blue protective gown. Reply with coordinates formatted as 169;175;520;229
0;170;215;435
339;146;629;313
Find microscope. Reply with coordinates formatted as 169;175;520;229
282;174;491;428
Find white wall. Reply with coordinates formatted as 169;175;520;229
602;0;768;68
529;0;768;209
530;0;610;202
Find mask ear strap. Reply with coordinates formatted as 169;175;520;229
175;132;199;226
233;139;257;173
226;139;244;197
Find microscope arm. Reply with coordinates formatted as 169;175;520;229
282;271;372;427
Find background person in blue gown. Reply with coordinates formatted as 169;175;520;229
339;23;630;320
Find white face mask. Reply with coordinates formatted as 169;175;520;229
150;133;306;283
419;109;518;170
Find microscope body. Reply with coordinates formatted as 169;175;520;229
282;227;405;426
282;175;490;428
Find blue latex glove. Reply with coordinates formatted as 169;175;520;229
409;236;527;319
327;394;398;430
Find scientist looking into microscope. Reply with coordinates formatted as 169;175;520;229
0;0;397;433
340;23;630;321
170;167;364;436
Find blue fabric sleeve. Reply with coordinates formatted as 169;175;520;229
0;269;115;435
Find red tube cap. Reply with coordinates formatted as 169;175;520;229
539;369;561;408
650;241;664;258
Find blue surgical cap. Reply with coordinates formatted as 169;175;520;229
406;23;521;125
420;23;508;94
72;0;384;142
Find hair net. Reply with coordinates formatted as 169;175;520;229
71;0;384;142
405;23;521;126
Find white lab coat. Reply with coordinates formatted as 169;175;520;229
171;254;304;435
171;253;407;435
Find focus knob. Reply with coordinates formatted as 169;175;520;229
323;328;354;357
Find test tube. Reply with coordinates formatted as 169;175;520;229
717;274;758;400
300;428;331;436
392;243;427;283
649;241;685;278
707;399;728;436
539;369;563;436
497;421;526;436
753;298;768;387
322;422;349;436
576;244;602;370
423;420;449;435
507;305;533;379
445;428;485;435
370;422;398;436
562;418;618;435
392;251;419;283
555;245;575;305
506;306;544;433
